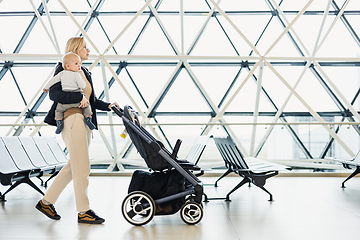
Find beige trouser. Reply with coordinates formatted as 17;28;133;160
44;113;92;212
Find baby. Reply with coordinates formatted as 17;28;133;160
43;52;95;134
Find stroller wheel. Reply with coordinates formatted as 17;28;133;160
122;191;155;226
180;200;203;225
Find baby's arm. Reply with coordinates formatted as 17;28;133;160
43;72;62;93
74;72;86;90
49;82;83;104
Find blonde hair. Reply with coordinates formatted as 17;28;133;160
65;37;85;55
62;52;81;70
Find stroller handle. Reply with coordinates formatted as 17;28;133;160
111;105;124;117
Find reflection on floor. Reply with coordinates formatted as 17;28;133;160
1;175;360;240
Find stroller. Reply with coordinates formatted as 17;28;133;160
112;105;204;226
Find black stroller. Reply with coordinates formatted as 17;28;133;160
112;105;204;226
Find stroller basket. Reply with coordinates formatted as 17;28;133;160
112;105;204;226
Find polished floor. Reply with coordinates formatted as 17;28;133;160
1;174;360;240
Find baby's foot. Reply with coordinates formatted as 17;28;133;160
55;120;64;134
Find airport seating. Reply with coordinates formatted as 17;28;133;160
207;136;291;202
0;136;67;201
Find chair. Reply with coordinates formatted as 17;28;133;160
0;137;44;201
0;136;67;201
333;151;360;188
208;136;291;202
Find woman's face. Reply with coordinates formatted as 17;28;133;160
78;44;90;62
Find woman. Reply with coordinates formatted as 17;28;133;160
36;37;119;224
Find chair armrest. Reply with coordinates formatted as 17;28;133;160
171;139;182;159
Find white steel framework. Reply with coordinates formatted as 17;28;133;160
1;0;360;171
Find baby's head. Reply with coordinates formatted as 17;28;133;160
62;52;81;72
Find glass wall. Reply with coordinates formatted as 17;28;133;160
1;0;360;171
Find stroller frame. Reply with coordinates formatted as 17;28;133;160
112;106;204;225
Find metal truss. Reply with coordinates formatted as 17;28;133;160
1;0;360;171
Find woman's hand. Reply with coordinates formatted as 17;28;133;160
108;102;120;110
79;95;89;108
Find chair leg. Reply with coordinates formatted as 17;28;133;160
44;171;59;187
258;185;273;201
1;181;23;200
203;193;209;202
341;166;360;188
214;168;233;187
0;192;5;202
23;177;45;196
37;176;44;186
225;176;251;202
1;177;45;201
